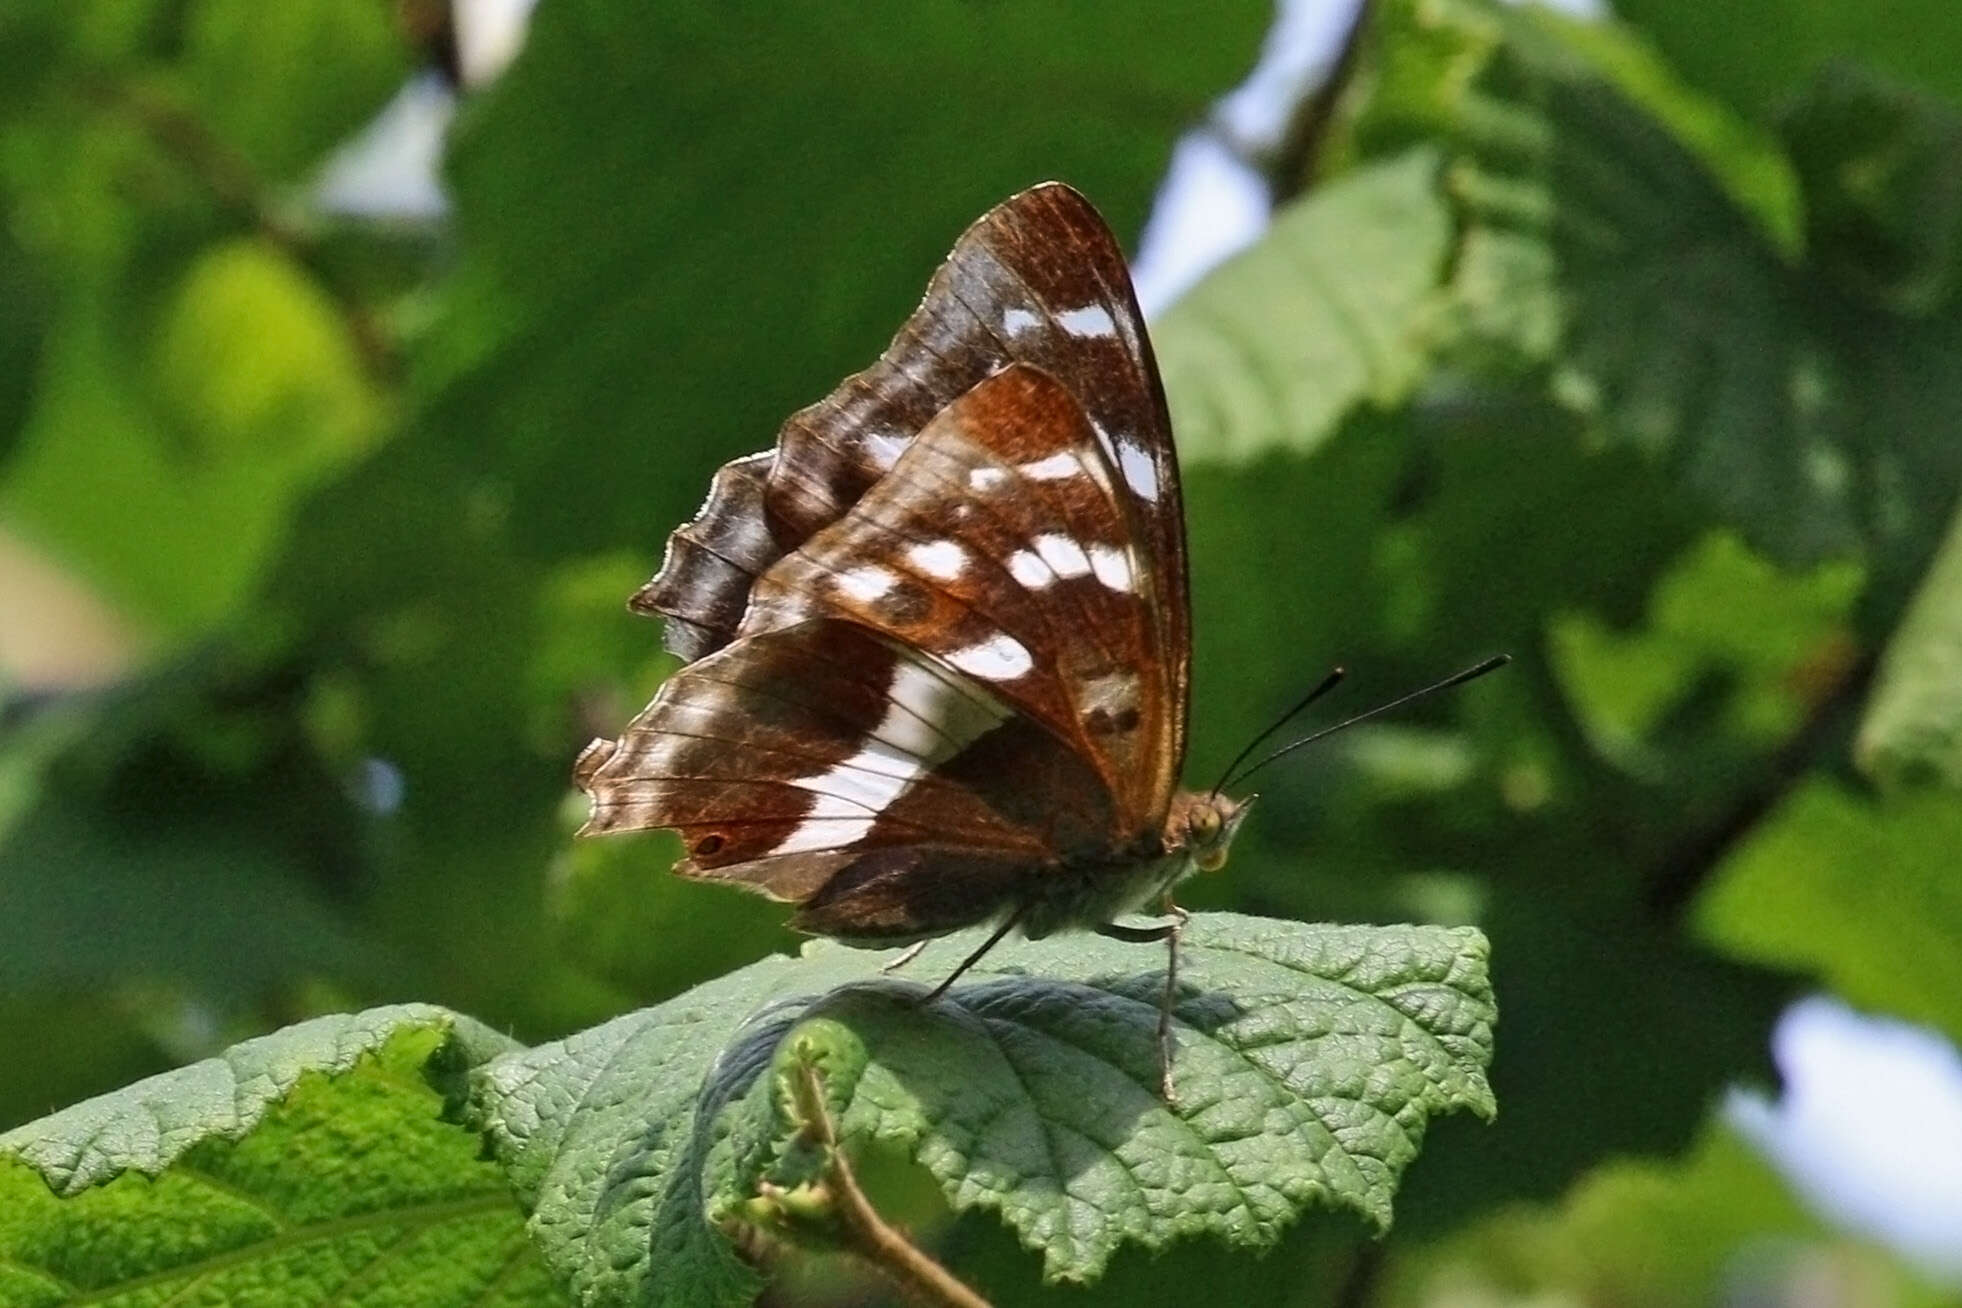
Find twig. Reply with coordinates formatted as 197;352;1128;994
1334;1239;1384;1308
785;1058;992;1308
1263;0;1376;202
1205;0;1376;204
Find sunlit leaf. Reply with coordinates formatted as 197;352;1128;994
1859;502;1962;789
1155;149;1453;463
0;1006;558;1306
1698;778;1962;1044
469;914;1495;1304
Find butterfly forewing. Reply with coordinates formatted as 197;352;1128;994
633;186;1189;759
743;363;1175;831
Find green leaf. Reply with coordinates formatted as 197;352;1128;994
0;1005;560;1306
0;238;386;641
1610;0;1962;124
468;913;1495;1305
1357;0;1962;567
0;223;54;466
1782;64;1962;316
420;0;1271;560
1389;1119;1951;1306
1858;500;1962;789
1154;148;1454;463
0;792;377;994
1697;778;1962;1044
181;0;409;179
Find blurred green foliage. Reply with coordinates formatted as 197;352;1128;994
3;0;1962;1302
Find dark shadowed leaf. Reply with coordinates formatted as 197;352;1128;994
419;0;1273;562
1356;0;1962;569
1611;0;1962;123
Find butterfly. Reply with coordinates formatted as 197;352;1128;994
574;183;1498;1097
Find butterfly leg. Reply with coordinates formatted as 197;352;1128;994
922;908;1025;1004
1096;903;1190;1102
880;940;931;974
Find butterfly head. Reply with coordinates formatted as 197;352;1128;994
1170;790;1254;873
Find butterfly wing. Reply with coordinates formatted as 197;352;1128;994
742;363;1179;831
637;184;1190;780
580;187;1194;942
576;615;1111;940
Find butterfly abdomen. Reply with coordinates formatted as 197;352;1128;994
1018;843;1185;940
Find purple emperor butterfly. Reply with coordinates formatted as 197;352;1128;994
576;184;1469;1096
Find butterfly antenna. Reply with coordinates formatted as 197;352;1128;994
1208;667;1347;798
1223;655;1510;792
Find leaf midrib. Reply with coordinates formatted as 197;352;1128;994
55;1191;515;1306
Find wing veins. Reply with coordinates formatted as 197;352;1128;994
629;722;973;795
895;432;1128;677
680;660;970;761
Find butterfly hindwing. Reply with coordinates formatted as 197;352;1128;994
577;617;1117;939
632;452;775;660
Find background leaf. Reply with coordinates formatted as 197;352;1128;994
419;0;1275;560
1358;0;1962;568
1858;500;1962;790
0;1004;557;1306
9;0;1962;1298
1383;1121;1953;1306
1609;0;1962;122
1155;147;1453;461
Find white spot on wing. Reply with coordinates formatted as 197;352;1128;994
835;565;900;604
766;747;917;856
1117;441;1161;501
862;430;910;468
1088;544;1134;592
1018;451;1081;481
797;754;912;810
882;660;1004;754
1007;549;1050;589
1033;533;1092;580
906;539;967;581
766;656;1007;857
944;633;1034;681
1057;304;1116;337
1002;307;1041;337
968;466;1009;492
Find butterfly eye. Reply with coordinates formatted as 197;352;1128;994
1189;805;1222;844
